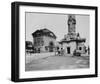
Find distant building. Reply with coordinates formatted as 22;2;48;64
59;15;86;55
26;41;33;53
32;28;57;53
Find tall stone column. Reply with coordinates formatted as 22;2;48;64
67;14;76;39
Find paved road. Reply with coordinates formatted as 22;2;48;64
25;55;89;71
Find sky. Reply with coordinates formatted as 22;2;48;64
26;12;90;47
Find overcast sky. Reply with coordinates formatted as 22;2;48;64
26;12;90;46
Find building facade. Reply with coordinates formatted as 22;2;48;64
59;14;86;55
32;29;57;53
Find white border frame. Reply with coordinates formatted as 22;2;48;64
19;6;95;79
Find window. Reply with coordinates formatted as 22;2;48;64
38;48;40;53
57;47;59;50
41;37;43;46
79;47;82;50
50;33;54;36
45;46;48;51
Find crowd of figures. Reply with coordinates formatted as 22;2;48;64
55;48;65;56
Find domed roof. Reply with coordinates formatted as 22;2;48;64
32;28;56;39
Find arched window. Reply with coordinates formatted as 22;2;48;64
49;41;54;52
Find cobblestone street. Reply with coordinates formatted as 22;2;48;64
25;55;89;71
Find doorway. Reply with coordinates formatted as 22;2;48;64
67;47;70;54
49;41;54;52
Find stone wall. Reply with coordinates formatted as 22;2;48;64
62;42;76;55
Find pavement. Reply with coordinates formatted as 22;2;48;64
26;52;55;63
25;54;89;71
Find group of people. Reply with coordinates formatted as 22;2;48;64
55;48;65;56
